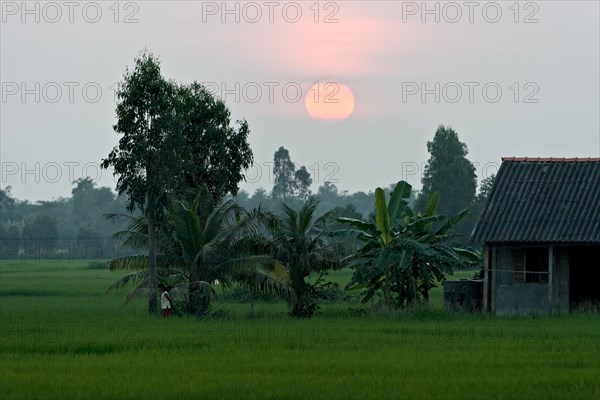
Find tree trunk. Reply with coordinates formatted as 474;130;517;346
422;287;430;304
188;282;210;316
290;267;307;316
384;262;392;309
407;276;417;306
147;196;158;315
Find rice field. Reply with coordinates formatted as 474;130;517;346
1;260;598;399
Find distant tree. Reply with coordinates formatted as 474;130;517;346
476;174;495;205
72;177;94;195
76;225;104;258
22;214;58;240
471;174;496;223
0;192;23;241
272;147;313;200
317;204;362;232
317;204;363;251
72;178;114;219
77;225;102;240
0;187;19;232
415;125;477;239
251;188;270;206
317;181;338;200
272;147;298;199
0;186;16;211
295;166;313;200
346;190;373;218
0;222;21;241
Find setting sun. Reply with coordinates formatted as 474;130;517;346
305;82;355;121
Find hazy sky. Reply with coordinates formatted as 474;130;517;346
1;1;599;201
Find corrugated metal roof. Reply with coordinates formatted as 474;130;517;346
471;158;600;244
502;157;600;162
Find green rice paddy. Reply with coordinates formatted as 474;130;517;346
1;260;598;399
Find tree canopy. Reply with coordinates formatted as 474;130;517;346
272;146;312;200
416;125;476;215
415;125;477;240
101;50;254;313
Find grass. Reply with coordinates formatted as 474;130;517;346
1;260;598;399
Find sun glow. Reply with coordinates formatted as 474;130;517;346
304;82;355;121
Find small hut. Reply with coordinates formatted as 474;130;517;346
471;157;600;314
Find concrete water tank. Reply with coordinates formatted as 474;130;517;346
443;279;483;311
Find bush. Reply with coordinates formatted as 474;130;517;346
170;298;189;317
87;261;108;269
221;285;281;303
315;282;346;302
291;286;320;318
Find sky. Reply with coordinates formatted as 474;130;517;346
1;0;599;202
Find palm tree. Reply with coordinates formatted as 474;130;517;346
106;185;294;315
171;185;293;315
334;181;480;308
104;213;181;306
267;198;341;317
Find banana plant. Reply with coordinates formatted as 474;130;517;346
334;180;480;308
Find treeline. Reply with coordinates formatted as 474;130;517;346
0;178;135;260
0;127;494;261
0;176;394;260
232;125;494;242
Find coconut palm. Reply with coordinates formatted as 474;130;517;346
104;213;182;306
106;185;294;315
267;198;342;317
334;181;480;308
171;185;294;315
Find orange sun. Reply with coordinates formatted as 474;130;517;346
305;82;355;121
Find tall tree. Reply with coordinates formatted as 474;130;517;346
102;51;256;313
177;82;253;201
101;51;180;314
272;147;297;199
415;125;477;238
294;166;313;200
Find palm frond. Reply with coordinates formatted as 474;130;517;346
123;281;150;306
108;255;148;270
188;280;218;300
106;270;149;292
242;270;296;303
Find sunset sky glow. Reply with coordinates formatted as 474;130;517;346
1;1;599;201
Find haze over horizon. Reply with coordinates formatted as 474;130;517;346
2;1;599;202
